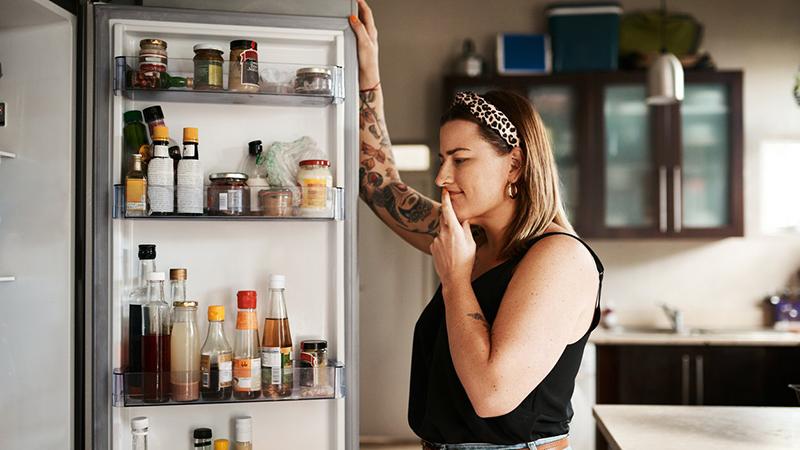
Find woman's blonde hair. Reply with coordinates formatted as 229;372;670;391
441;90;574;258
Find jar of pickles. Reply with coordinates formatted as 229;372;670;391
207;173;250;216
297;160;332;217
139;39;167;75
193;44;224;90
229;40;259;92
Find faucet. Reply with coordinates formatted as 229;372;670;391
660;303;685;333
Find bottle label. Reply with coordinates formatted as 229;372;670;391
233;357;261;391
219;355;232;386
261;346;292;385
147;157;174;213
177;159;203;214
240;49;259;87
126;178;147;212
236;311;257;330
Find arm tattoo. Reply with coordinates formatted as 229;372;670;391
467;313;491;331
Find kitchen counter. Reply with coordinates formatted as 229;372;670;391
593;404;800;450
590;327;800;346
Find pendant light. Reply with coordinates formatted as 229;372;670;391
647;0;684;105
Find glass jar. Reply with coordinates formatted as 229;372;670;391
258;188;294;217
193;44;224;90
171;300;200;402
294;67;332;95
297;159;332;216
207;173;250;216
229;40;259;93
299;340;327;389
139;39;167;75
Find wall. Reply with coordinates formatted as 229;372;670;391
358;0;800;442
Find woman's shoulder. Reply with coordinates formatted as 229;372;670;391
516;226;601;278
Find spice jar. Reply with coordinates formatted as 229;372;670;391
258;188;294;217
207;173;250;216
139;39;168;75
229;40;259;92
297;159;333;217
294;67;332;95
193;44;224;90
193;428;212;450
299;340;328;389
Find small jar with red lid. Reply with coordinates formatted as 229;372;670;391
229;39;259;93
296;159;332;217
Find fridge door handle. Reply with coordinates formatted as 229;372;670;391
673;166;683;233
659;166;668;233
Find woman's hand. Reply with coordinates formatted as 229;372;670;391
431;189;476;287
349;0;381;90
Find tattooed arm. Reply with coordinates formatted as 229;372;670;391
351;0;440;254
358;87;441;254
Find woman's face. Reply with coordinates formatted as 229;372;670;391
437;119;520;223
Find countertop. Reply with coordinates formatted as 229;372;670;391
593;404;800;450
590;327;800;346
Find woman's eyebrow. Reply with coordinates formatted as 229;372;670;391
439;147;471;158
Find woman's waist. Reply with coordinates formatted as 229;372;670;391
421;433;570;450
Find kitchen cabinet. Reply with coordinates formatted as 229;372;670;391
443;71;743;238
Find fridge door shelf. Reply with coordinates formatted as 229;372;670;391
114;56;344;106
112;361;345;407
114;185;344;221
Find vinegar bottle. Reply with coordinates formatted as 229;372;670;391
142;271;171;402
261;274;293;398
233;290;261;399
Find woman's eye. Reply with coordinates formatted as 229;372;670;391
454;159;466;165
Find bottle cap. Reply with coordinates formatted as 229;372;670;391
173;300;198;308
248;140;263;156
123;110;144;124
208;305;225;321
213;439;229;450
169;268;187;281
299;159;330;167
193;427;212;439
138;244;156;260
235;417;252;442
142;105;164;123
269;274;286;289
152;125;169;141
301;339;327;351
131;416;149;431
237;290;257;309
193;43;224;53
147;271;165;282
183;127;199;143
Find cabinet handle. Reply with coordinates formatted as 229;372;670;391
659;166;668;233
695;354;704;405
673;166;682;233
681;354;691;405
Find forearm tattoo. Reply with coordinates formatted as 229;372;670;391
359;90;439;236
467;313;491;331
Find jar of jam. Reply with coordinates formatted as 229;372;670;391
258;188;294;217
139;39;167;75
294;67;332;95
193;44;224;90
207;173;250;216
229;40;259;92
297;159;332;217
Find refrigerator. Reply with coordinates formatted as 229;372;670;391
84;3;359;449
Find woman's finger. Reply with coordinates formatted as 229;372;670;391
349;14;370;45
357;0;378;40
441;189;459;231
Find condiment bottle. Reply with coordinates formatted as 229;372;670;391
297;159;332;217
214;439;230;450
177;127;203;215
193;44;224;90
122;110;150;174
262;274;293;398
234;417;253;450
142;271;171;403
193;428;212;450
200;305;233;400
246;140;269;214
131;416;149;450
228;40;259;92
127;244;157;396
233;290;261;399
147;125;174;215
170;298;200;402
126;154;148;217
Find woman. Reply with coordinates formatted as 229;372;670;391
350;2;604;449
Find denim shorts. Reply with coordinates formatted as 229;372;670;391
421;433;571;450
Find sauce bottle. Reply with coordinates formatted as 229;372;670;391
142;271;170;402
233;290;261;399
200;305;233;400
147;125;174;215
171;299;200;402
177;127;203;215
261;274;293;398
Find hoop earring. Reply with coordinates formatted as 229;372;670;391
506;182;518;199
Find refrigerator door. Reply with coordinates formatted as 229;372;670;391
0;1;76;449
87;4;358;450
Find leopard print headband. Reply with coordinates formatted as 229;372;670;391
453;91;520;148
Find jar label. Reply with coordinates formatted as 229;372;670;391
218;192;228;211
228;189;243;212
240;49;259;87
195;60;223;89
301;179;328;209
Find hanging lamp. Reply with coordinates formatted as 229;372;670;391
646;0;684;105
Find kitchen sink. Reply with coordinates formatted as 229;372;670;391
611;326;791;336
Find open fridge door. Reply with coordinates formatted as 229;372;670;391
85;4;358;449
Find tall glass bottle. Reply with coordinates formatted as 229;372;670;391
126;154;148;217
131;416;149;450
170;268;187;303
233;290;261;399
147;125;174;215
127;244;156;396
171;300;200;402
142;271;171;402
200;305;233;400
177;127;203;215
261;274;293;398
123;110;150;176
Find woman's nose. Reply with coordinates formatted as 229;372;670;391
434;165;450;188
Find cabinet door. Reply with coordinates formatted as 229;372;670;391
699;346;767;406
597;345;694;405
672;74;744;237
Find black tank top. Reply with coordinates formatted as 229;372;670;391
408;232;604;444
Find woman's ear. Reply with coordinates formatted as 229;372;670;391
508;147;523;182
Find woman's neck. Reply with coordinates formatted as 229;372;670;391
474;198;517;261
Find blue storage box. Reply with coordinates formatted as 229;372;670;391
496;33;551;74
547;2;622;72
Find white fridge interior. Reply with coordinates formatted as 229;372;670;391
96;9;356;449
